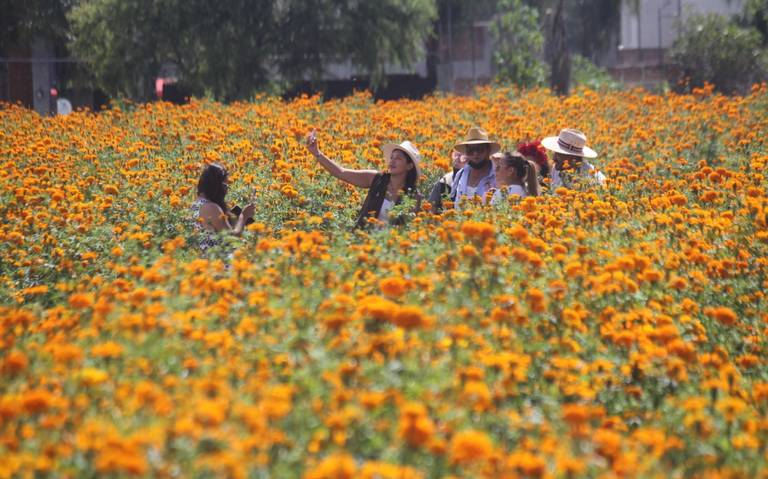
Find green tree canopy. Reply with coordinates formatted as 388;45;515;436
0;0;73;53
490;0;547;88
68;0;436;101
670;13;767;94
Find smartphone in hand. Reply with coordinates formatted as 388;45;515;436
230;205;255;225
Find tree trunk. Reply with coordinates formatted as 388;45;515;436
549;0;570;96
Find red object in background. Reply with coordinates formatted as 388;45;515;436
517;140;548;168
50;88;58;97
156;78;164;99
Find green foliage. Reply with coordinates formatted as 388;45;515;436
669;13;767;94
490;0;548;88
0;0;73;50
571;54;621;91
68;0;437;101
743;0;768;45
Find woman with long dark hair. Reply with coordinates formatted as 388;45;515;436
191;163;254;251
305;130;421;228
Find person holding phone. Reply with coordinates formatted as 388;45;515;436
191;163;255;251
305;129;421;229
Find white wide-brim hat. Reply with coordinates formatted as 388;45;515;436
383;141;421;175
453;126;501;155
541;128;597;158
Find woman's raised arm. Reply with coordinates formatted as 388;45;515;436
306;130;378;188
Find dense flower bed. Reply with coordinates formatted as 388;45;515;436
1;84;767;477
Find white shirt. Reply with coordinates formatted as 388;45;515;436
378;198;394;222
452;164;496;208
550;161;606;189
491;184;527;204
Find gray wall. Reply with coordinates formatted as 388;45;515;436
620;0;744;51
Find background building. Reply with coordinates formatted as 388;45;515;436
611;0;744;88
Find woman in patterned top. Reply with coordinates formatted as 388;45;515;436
191;163;254;251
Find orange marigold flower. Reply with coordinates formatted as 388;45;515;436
507;450;547;478
51;343;84;364
562;403;590;426
526;288;547;313
753;383;768;403
358;295;399;322
360;461;423;479
705;306;738;326
22;389;54;415
392;305;433;330
449;429;494;465
2;350;28;375
380;277;409;298
304;452;357;479
91;341;124;359
398;402;436;447
461;221;496;243
667;275;688;290
461;380;492;411
593;428;622;459
68;292;94;309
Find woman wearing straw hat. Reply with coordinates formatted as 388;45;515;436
305;129;421;228
541;129;606;190
451;126;501;207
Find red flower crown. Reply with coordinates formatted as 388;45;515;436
517;140;548;167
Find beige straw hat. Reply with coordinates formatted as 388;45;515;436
383;141;421;175
453;127;501;155
541;129;598;158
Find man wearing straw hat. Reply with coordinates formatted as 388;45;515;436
450;126;501;207
541;128;606;190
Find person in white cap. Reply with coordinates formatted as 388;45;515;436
305;129;421;228
541;129;606;190
450;126;501;207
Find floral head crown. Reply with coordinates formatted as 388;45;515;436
517;140;548;168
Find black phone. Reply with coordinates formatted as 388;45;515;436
230;205;255;225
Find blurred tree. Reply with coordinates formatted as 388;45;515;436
69;0;276;101
68;0;436;101
742;0;768;45
548;0;570;95
669;13;766;94
276;0;436;90
490;0;548;87
0;0;73;52
525;0;622;94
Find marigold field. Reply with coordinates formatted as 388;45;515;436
1;84;768;478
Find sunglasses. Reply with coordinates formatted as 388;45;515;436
466;144;488;154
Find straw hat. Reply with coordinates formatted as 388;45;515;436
541;129;597;158
383;141;421;175
453;127;501;155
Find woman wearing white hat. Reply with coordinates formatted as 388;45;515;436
450;126;501;207
305;129;421;228
541;129;606;189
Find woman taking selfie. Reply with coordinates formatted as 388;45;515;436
305;129;421;228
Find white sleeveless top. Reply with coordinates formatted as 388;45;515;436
378;198;395;221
